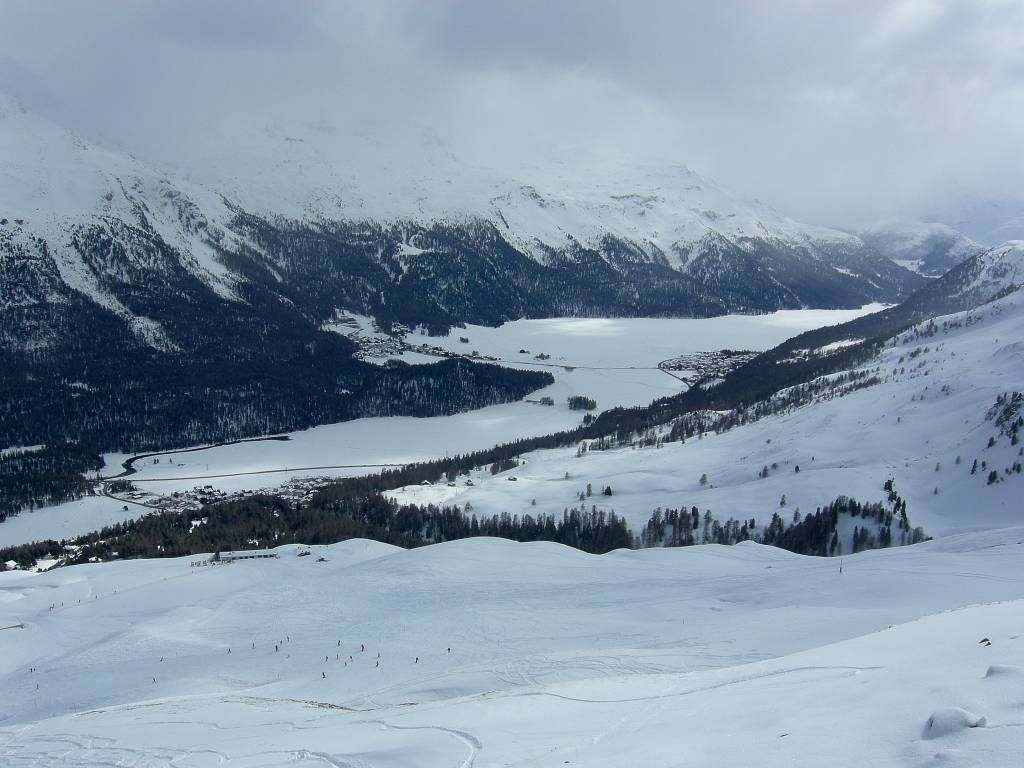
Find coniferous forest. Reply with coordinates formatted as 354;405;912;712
0;482;926;570
0;444;103;520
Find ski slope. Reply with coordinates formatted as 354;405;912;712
2;534;1023;766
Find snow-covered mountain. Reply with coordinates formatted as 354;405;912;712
954;240;1024;302
859;220;983;277
1;89;922;337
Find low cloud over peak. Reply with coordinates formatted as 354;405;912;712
1;0;1020;230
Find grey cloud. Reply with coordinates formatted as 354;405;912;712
0;0;1020;230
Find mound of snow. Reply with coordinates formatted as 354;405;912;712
922;707;987;739
985;664;1024;678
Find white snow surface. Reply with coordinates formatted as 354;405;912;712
0;496;140;551
2;534;1023;765
403;308;880;368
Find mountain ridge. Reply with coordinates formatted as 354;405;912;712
1;90;923;336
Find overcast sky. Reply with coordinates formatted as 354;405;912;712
1;0;1022;229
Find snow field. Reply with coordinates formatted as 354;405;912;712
1;534;1023;765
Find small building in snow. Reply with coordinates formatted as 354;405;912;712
212;549;279;563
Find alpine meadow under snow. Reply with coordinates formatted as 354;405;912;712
3;2;1024;765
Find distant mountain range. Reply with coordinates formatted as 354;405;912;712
1;90;929;344
857;220;984;278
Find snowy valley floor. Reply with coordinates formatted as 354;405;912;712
0;307;877;549
2;534;1023;766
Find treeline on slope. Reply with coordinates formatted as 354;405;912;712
559;243;1007;446
638;481;927;556
307;366;884;511
0;444;103;520
0;494;632;568
693;249;1016;414
1;481;926;570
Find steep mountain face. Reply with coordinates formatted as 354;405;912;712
859;220;984;277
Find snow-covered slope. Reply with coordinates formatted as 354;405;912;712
2;535;1022;765
0;93;242;307
390;261;1024;542
954;240;1024;301
859;220;983;276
